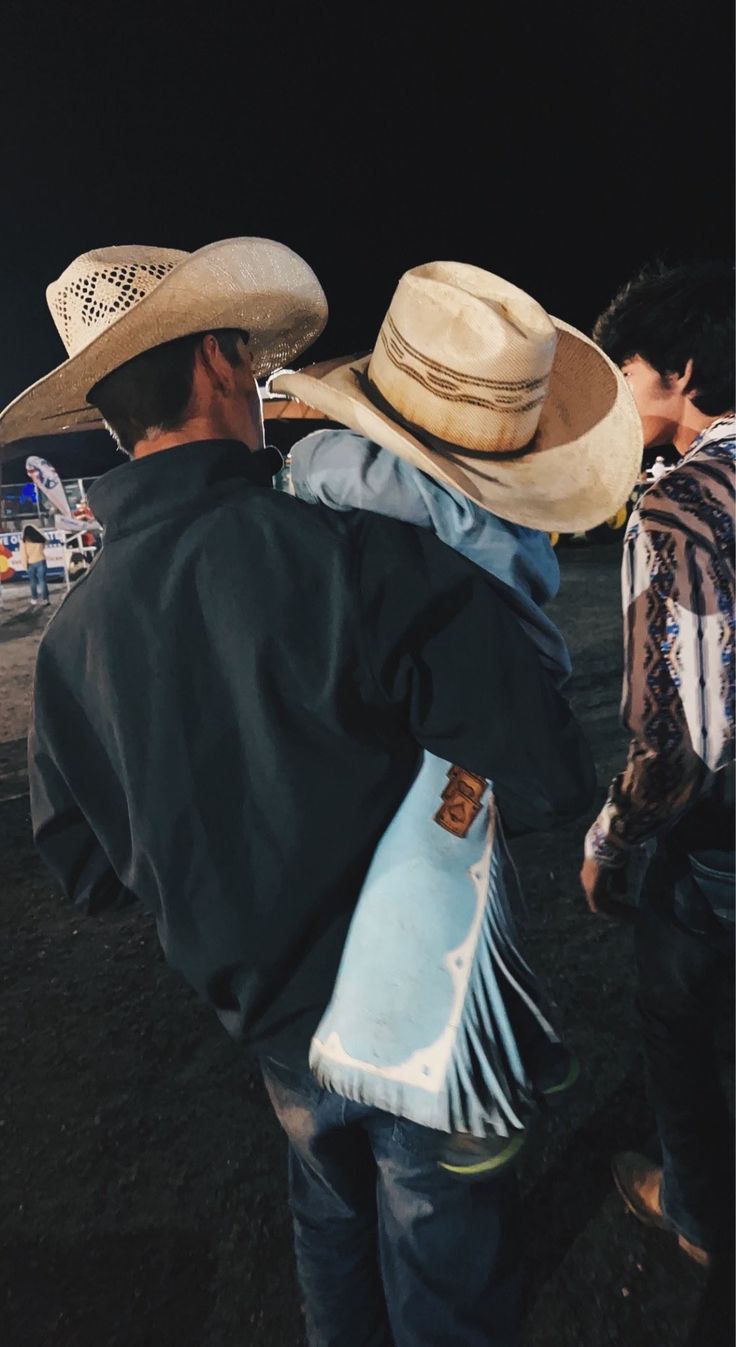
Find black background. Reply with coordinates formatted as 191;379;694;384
1;0;732;480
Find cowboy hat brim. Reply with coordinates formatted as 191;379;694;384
271;319;643;533
0;238;327;459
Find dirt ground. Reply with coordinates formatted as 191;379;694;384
1;549;733;1347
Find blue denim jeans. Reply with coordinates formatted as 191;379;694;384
28;559;49;601
636;841;734;1251
261;1057;522;1347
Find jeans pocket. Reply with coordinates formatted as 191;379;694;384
390;1117;446;1161
261;1055;323;1103
260;1058;324;1152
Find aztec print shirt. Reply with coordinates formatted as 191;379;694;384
586;415;735;866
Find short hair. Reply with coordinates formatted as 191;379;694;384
89;328;249;455
593;260;735;415
23;524;46;544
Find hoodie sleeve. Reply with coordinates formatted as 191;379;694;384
290;429;435;526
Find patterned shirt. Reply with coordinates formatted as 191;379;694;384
586;415;735;866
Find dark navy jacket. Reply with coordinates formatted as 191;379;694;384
29;439;595;1056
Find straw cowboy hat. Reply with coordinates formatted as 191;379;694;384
0;238;327;457
270;262;643;532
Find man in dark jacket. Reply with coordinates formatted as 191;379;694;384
0;240;612;1347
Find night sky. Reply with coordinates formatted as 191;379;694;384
1;0;732;481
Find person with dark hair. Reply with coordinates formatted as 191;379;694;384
0;240;608;1347
591;259;734;423
90;327;251;457
580;259;735;1272
18;523;50;606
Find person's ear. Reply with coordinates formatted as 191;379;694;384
197;334;234;395
672;356;697;400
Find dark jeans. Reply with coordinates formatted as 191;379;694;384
28;559;49;601
636;842;735;1251
261;1057;522;1347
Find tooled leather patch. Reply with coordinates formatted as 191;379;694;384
434;765;488;837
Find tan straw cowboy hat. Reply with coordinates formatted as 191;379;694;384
0;238;327;458
270;262;643;532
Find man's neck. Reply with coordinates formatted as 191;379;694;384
132;418;254;460
674;407;730;456
133;414;261;463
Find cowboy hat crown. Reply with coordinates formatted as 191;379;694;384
271;261;643;533
0;238;328;454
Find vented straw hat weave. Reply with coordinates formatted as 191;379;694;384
0;238;327;458
271;262;643;532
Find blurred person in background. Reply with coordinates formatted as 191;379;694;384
18;523;50;605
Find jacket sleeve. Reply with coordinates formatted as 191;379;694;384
356;516;596;834
29;718;134;913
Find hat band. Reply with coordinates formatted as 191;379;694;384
353;369;534;463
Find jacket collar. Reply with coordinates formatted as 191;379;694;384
88;440;283;540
